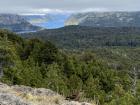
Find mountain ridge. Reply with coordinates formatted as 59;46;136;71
0;14;42;32
65;12;140;27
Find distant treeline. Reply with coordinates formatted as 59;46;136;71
22;26;140;49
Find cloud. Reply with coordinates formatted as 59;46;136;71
0;0;140;14
19;8;111;15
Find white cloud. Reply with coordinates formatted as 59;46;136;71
81;8;110;12
0;0;140;14
19;8;115;15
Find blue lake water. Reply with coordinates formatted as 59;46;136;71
34;14;70;29
36;20;64;29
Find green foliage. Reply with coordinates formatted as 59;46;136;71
0;30;140;105
23;26;140;49
45;63;68;94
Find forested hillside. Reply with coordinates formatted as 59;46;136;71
0;14;42;32
65;12;140;27
23;26;140;49
0;30;140;105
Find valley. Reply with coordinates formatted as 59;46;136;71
23;26;140;49
22;14;70;29
0;25;140;105
0;11;140;105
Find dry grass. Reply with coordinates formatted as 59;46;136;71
2;87;62;105
21;93;64;105
0;83;96;105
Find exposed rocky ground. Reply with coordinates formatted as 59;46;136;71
0;82;94;105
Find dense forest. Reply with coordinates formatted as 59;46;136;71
0;29;140;105
23;26;140;49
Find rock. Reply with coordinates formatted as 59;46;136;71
0;93;31;105
62;101;92;105
62;101;81;105
81;102;92;105
0;82;94;105
12;85;57;96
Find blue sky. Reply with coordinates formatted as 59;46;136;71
0;0;140;14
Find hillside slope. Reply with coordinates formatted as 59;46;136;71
23;26;140;49
1;30;140;105
65;12;140;27
0;14;41;32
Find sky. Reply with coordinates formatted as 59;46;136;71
0;0;140;14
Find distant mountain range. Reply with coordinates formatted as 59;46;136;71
0;14;42;32
1;12;140;32
65;12;140;27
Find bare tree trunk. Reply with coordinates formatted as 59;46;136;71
131;67;138;96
